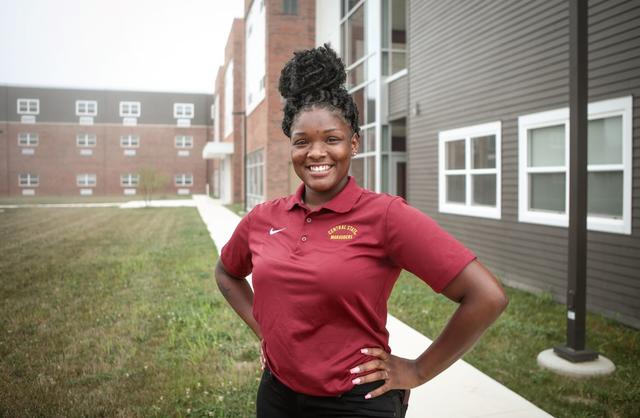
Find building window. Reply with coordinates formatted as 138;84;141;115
282;0;298;14
19;173;39;187
381;0;407;76
247;149;265;209
18;133;39;146
245;0;266;114
174;103;194;118
224;61;234;137
518;96;632;234
175;135;193;148
76;174;97;187
120;134;140;148
76;100;97;116
17;99;39;115
120;173;139;187
76;133;97;147
119;101;141;117
438;121;502;219
175;173;193;186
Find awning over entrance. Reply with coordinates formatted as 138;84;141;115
202;141;234;159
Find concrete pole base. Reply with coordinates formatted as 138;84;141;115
537;348;615;378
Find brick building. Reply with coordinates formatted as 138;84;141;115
0;85;213;197
209;0;315;209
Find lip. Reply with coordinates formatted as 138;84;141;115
306;163;335;177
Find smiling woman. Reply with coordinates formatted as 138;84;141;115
214;44;508;418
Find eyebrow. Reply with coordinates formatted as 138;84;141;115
291;128;340;136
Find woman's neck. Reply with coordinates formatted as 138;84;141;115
303;176;349;209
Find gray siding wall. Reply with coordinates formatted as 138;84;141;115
2;86;213;126
408;0;640;327
388;74;408;120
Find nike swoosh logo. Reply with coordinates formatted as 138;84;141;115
269;227;287;235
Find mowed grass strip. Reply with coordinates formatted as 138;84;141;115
389;272;640;418
0;208;260;418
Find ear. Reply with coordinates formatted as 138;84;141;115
350;132;360;155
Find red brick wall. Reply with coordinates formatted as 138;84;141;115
4;122;207;197
265;0;315;200
0;122;9;196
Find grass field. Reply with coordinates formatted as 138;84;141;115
0;194;192;205
0;207;260;417
1;207;638;417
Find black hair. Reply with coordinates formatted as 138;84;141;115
278;43;360;138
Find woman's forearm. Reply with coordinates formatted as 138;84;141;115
415;260;508;383
214;261;263;340
415;294;506;383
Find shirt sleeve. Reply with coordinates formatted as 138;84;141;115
219;211;253;278
385;198;476;293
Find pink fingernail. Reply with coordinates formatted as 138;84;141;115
352;378;361;384
350;367;360;374
361;348;368;354
365;394;372;399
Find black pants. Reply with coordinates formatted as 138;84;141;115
257;368;408;418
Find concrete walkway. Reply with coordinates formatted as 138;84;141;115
193;195;554;418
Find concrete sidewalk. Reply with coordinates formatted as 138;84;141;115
193;194;554;418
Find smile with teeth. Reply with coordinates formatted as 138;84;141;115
308;164;333;172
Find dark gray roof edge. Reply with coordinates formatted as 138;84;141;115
0;82;214;97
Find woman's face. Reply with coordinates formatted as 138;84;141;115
290;107;359;202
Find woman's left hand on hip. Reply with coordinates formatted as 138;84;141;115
349;347;424;399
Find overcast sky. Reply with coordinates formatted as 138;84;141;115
0;0;244;93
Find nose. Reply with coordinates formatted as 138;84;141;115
307;140;327;159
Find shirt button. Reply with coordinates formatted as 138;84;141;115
301;235;308;242
306;217;312;223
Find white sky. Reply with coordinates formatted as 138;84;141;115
0;0;244;93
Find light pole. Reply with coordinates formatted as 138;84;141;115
232;111;247;213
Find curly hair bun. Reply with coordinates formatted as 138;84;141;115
278;43;346;99
279;43;360;138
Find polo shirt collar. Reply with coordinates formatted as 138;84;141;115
285;176;363;213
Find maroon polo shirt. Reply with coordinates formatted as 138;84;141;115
220;176;476;396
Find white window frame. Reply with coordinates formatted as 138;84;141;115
247;149;265;209
76;100;98;116
174;103;194;119
120;134;140;148
17;98;39;115
518;96;632;235
19;173;39;187
119;101;141;117
175;173;193;187
17;99;39;115
224;61;234;137
76;133;97;147
120;173;139;187
175;135;193;149
18;133;39;147
438;121;502;219
76;174;97;187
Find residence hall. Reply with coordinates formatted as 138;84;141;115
0;85;213;197
315;0;640;328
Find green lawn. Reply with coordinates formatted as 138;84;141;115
0;208;260;417
1;208;638;417
0;194;192;205
388;272;640;418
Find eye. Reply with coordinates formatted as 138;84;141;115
292;138;307;146
326;136;341;143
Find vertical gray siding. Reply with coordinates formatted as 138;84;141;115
388;74;408;120
408;0;640;327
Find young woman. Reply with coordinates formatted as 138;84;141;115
215;44;508;418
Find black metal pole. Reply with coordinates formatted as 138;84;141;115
233;110;247;213
554;0;597;363
243;112;247;213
